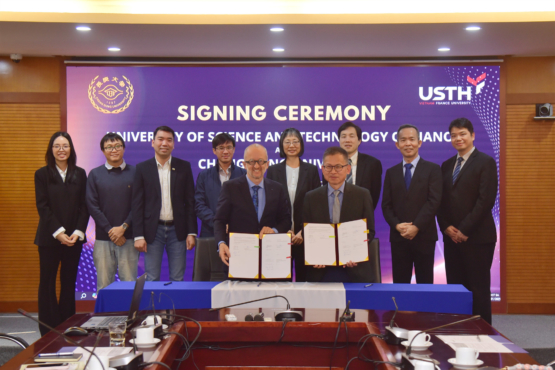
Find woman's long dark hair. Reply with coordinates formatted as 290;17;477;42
45;132;77;182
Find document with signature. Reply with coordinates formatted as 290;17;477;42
337;219;370;265
304;223;337;265
304;219;369;266
229;233;260;279
261;233;291;279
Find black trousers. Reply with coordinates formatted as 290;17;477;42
292;242;307;282
38;244;83;336
391;240;436;284
444;239;495;324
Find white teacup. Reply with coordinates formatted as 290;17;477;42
86;355;109;370
407;330;431;346
413;359;435;370
134;326;155;344
456;347;480;365
142;315;162;326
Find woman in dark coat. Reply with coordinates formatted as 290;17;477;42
266;128;321;282
34;132;89;335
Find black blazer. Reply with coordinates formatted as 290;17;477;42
382;158;442;243
302;183;375;282
266;160;321;234
437;148;498;244
323;152;382;209
34;166;89;247
213;176;291;245
132;157;198;244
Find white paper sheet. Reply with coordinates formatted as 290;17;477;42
337;219;369;264
261;233;291;279
437;335;514;353
228;233;260;279
304;223;337;265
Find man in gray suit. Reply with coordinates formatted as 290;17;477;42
303;146;375;283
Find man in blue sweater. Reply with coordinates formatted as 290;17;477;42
195;133;246;237
86;133;137;290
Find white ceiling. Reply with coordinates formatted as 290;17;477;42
1;21;554;59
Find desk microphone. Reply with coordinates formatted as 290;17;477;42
158;292;175;326
209;295;303;322
384;297;408;345
341;300;355;322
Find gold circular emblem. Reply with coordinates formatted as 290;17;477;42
88;75;134;114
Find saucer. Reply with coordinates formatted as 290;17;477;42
129;338;161;348
448;358;484;368
401;340;433;351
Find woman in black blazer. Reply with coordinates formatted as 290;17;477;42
266;128;321;282
34;132;89;336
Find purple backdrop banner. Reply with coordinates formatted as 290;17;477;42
67;65;501;301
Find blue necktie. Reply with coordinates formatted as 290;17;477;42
452;157;464;184
252;185;261;220
346;158;353;184
404;163;413;189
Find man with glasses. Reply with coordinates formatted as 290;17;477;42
214;144;291;267
132;126;197;281
195;133;246;237
303;146;375;283
86;133;137;290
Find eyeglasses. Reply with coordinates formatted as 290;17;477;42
284;140;300;146
216;145;234;151
322;164;349;172
52;145;70;150
244;159;268;167
104;144;124;152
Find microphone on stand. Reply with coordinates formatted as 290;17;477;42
384;297;408;345
158;292;175;326
209;294;303;322
341;300;355;322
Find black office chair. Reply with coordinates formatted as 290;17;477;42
192;237;213;281
206;237;229;281
364;238;382;283
0;333;29;366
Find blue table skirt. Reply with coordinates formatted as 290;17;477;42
95;282;472;315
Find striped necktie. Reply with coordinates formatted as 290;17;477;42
452;157;464;184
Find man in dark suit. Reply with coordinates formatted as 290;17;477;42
132;126;198;281
323;122;382;210
437;118;498;324
195;133;246;237
382;124;442;284
303;146;375;283
214;144;291;266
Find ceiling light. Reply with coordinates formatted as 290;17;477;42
438;47;450;52
270;27;284;32
108;47;121;52
273;48;284;52
466;26;481;31
76;26;91;32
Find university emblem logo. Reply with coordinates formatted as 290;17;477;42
88;75;134;114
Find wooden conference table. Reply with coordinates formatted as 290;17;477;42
4;309;537;370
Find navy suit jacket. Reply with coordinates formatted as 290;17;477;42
382;158;442;243
437;148;498;244
213;176;291;246
195;162;246;237
132;157;198;244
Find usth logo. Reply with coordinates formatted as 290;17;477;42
419;73;487;101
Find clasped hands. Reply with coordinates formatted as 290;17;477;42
396;222;419;240
55;232;79;246
445;225;468;243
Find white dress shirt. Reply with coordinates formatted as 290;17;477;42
349;151;359;184
286;165;299;232
157;156;173;221
453;146;476;174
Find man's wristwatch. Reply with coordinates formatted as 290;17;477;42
122;223;128;230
